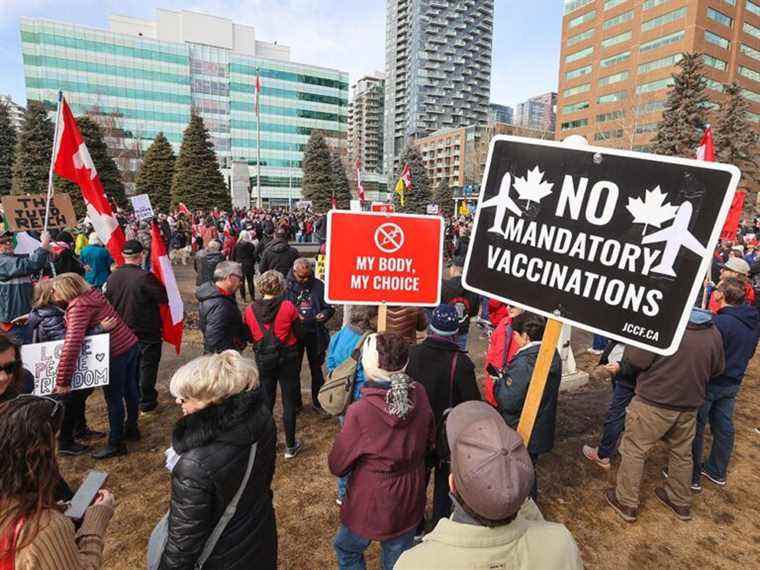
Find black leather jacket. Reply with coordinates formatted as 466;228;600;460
159;389;277;569
196;282;247;353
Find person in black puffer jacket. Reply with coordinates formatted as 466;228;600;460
259;228;298;277
158;351;277;570
194;240;225;286
196;261;248;354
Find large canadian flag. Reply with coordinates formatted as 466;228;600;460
53;96;125;265
696;125;715;162
150;222;184;353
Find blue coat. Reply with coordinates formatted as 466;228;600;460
80;244;112;288
28;305;67;343
712;304;760;386
286;275;334;343
0;248;49;322
327;325;367;400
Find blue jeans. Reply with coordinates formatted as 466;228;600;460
479;296;489;320
337;415;351;500
456;333;468;351
103;344;140;445
592;334;608;351
333;524;415;570
692;383;740;484
598;378;636;459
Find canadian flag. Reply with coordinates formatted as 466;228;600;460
150;222;184;353
355;159;365;201
696;125;714;162
53;96;126;265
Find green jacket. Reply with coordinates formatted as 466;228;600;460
395;499;583;570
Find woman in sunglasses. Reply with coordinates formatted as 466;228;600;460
0;333;32;403
0;395;116;568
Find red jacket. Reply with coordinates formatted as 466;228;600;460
56;289;138;387
328;378;434;541
488;300;509;327
243;300;299;347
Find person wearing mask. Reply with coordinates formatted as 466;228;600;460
194;240;224;286
494;312;562;499
259;227;298;277
440;257;479;351
0;230;50;343
395;401;583;570
154;351;276;569
692;277;759;489
52;273;140;460
105;240;169;413
243;270;303;459
606;308;724;523
286;258;334;414
231;230;257;302
79;233;112;288
328;333;434;570
405;304;481;525
0;395;116;569
196;262;247;355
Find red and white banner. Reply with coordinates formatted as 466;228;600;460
355;159;365;201
150;222;184;353
696;126;714;162
720;191;746;242
53;96;126;265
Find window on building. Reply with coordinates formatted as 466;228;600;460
642;7;687;32
598;91;628;103
600;51;631;67
642;0;671;9
566;65;593;80
638;53;683;74
562;100;590;113
640;30;685;52
744;22;760;40
748;111;759;123
564;0;594;14
569;10;596;28
598;71;629;86
637;77;675;94
594;129;624;140
705;78;725;92
723;0;736;5
604;0;628;9
566;46;594;63
602;30;632;48
603;10;634;29
705;31;730;49
707;8;733;27
636;100;666;114
568;28;595;46
635;122;659;134
741;43;760;62
747;1;760;17
742;88;760;103
739;65;760;82
702;54;728;71
563;83;591;97
597;110;625;122
561;118;589;130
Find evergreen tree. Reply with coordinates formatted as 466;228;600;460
330;151;352;209
651;53;709;157
0;102;16;197
301;131;334;213
714;82;759;186
393;144;431;214
434;178;454;217
11;101;53;195
135;132;176;214
171;113;230;211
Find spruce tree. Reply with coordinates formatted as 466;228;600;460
714;82;759;184
171;113;230;211
135;132;176;214
11;101;53;195
330;152;352;209
434;178;454;217
301;131;334;213
651;53;709;157
0;102;16;197
393;144;431;214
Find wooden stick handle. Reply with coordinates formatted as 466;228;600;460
377;303;388;333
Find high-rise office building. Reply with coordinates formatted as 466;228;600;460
383;0;494;178
489;103;514;125
557;0;760;149
0;95;25;130
20;9;349;204
514;92;558;132
348;74;387;200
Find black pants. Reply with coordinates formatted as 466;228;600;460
239;270;256;302
138;340;163;407
296;333;326;408
59;388;94;446
260;350;299;448
432;462;452;526
530;452;539;500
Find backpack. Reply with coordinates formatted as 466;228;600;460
449;296;472;327
251;308;283;375
318;332;371;416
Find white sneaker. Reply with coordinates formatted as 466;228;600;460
582;445;610;469
587;348;603;355
284;441;302;459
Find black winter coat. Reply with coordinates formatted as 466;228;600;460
195;251;225;286
285;275;334;343
158;389;277;570
259;239;299;276
232;240;257;274
196;282;247;353
27;305;67;342
105;263;168;342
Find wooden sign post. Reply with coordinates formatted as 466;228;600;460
377;303;388;333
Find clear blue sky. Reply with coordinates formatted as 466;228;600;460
0;0;562;109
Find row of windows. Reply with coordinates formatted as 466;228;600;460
599;70;629;86
742;88;759;103
705;78;725;92
642;7;686;32
569;10;596;28
563;83;591;97
566;46;594;63
602;31;631;48
742;43;760;62
230;101;347;124
597;110;625;122
229;63;348;92
598;90;627;104
637;77;674;94
562;100;590;114
635;123;659;134
745;22;760;40
595;128;624;141
707;7;733;28
640;29;684;52
637;100;666;114
705;31;730;50
600;51;630;67
703;54;727;72
748;0;760;17
639;53;682;74
228;83;346;107
564;0;594;15
560;118;589;130
603;10;633;30
739;65;760;82
568;29;594;46
23;54;190;85
566;65;593;80
604;0;627;10
643;0;671;10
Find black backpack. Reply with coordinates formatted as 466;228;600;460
251;308;283;374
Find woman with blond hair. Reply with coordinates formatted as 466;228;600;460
153;351;277;569
51;273;139;460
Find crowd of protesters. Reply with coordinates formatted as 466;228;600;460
0;206;758;569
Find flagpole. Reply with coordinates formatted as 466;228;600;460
256;67;262;209
44;91;64;234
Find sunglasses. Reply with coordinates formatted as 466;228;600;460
12;394;65;419
0;361;19;375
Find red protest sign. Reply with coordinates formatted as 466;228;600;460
371;202;394;213
325;211;443;306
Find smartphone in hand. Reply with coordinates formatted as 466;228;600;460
64;470;108;520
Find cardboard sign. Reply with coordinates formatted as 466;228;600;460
426;204;440;215
463;136;740;355
21;334;110;395
1;194;77;231
371;202;394;213
130;194;154;221
325;211;444;306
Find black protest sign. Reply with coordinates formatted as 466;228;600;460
1;194;78;231
462;136;740;355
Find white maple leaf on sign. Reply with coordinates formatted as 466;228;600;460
626;186;679;235
513;166;554;208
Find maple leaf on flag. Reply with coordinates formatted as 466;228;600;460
513;166;554;208
626;186;679;235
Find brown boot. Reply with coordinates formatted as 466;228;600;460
605;488;637;522
654;487;692;521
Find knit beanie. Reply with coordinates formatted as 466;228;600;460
430;304;459;337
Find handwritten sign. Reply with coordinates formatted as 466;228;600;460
130;194;154;221
1;194;77;231
21;334;110;395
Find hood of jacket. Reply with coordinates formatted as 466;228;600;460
718;303;759;330
34;305;65;318
252;296;284;324
361;375;420;428
172;389;268;454
266;238;290;253
195;281;230;302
